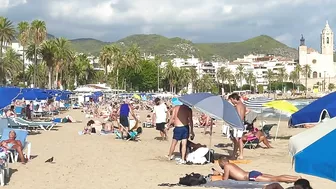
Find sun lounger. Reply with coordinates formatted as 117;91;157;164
13;117;56;131
0;128;31;163
202;179;274;188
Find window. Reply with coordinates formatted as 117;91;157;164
319;73;322;78
313;71;317;78
327;37;330;44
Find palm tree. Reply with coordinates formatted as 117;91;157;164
245;71;255;91
197;74;213;92
277;67;288;92
17;21;30;85
0;17;16;84
189;67;198;93
217;67;227;86
100;45;113;82
40;40;56;89
226;69;234;92
164;61;178;92
53;37;71;88
178;68;191;93
30;20;47;86
2;48;23;82
301;64;312;95
265;69;274;92
289;71;299;90
71;54;93;87
235;65;245;89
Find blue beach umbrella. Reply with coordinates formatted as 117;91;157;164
16;89;52;100
0;87;21;109
178;93;244;130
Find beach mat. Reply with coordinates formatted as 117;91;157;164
202;180;272;189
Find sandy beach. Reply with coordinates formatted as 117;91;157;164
4;109;336;189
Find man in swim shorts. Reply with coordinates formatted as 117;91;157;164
0;130;27;163
228;93;246;159
166;104;195;164
215;156;301;183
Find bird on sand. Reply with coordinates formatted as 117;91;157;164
45;157;54;163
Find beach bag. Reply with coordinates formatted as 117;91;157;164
205;149;215;163
179;173;206;186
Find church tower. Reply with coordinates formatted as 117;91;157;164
321;21;334;55
298;34;307;65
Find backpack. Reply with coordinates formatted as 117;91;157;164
178;173;206;186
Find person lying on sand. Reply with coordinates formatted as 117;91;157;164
0;130;27;164
214;156;300;183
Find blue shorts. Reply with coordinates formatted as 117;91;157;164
173;126;189;141
248;170;262;181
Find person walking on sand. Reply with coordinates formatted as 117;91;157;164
166;104;195;164
228;93;246;160
117;99;138;139
152;98;169;140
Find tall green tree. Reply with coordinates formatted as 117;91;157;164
30;20;47;86
265;69;274;91
277;67;288;92
289;70;299;90
40;40;56;89
301;64;312;95
0;17;16;84
245;71;255;91
17;21;30;85
54;37;71;88
2;48;23;83
235;64;245;89
164;61;178;92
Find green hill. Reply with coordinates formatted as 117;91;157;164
70;38;108;55
69;34;298;60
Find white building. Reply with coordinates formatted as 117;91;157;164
299;21;336;78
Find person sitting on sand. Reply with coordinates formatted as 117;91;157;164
0;130;27;163
242;130;272;148
214;156;300;183
263;178;312;189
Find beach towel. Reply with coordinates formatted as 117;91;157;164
202;179;273;188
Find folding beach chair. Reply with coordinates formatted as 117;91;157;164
0;128;31;163
243;135;259;149
260;122;277;139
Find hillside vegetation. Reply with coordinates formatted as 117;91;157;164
68;34;298;60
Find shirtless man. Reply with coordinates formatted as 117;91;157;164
1;130;26;163
215;156;300;183
166;104;195;164
228;93;246;159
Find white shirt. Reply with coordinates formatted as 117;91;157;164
153;103;167;123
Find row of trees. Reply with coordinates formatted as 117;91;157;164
0;16;321;93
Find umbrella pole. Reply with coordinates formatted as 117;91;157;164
275;112;282;141
209;119;213;163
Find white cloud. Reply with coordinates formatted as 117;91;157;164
1;0;336;48
0;0;26;9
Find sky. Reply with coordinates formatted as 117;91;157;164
1;0;336;49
